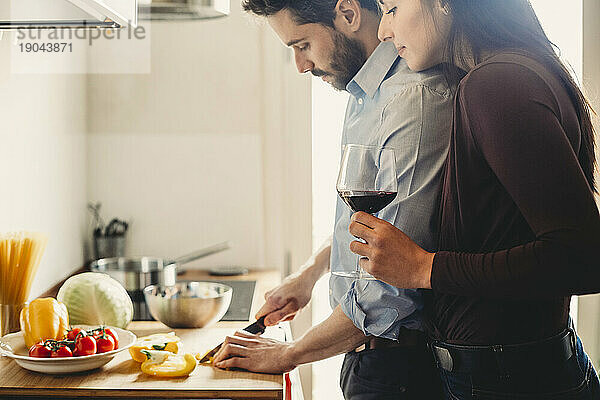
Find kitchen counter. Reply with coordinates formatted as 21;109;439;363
0;269;304;400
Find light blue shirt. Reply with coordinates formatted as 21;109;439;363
329;42;454;339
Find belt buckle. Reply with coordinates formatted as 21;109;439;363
354;343;367;353
433;345;454;372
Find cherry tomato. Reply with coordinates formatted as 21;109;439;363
96;335;115;354
29;342;52;358
88;327;119;350
74;335;96;356
51;345;73;358
67;328;87;341
104;328;119;349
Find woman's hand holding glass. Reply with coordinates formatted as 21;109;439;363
334;144;398;280
348;211;435;289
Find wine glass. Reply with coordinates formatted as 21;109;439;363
333;144;398;280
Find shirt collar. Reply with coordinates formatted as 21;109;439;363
346;41;399;99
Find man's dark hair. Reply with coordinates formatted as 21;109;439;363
242;0;380;27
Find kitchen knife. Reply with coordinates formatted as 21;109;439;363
198;316;266;363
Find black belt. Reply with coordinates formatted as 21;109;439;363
355;328;427;353
431;329;575;375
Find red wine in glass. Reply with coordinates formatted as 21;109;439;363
334;145;398;279
338;190;397;214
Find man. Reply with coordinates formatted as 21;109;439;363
213;1;453;398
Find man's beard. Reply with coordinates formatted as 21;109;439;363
312;30;368;91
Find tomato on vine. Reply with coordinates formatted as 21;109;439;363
74;335;96;356
51;345;73;358
29;342;52;358
103;328;119;349
66;327;87;341
96;334;115;353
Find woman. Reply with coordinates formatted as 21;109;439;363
349;0;600;398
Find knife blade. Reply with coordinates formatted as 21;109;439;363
198;316;266;363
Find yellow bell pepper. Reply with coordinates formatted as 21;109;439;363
129;332;181;362
19;297;69;349
195;350;215;364
140;350;197;377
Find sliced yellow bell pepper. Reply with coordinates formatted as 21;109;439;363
19;297;69;349
195;350;215;364
129;332;181;362
140;350;197;377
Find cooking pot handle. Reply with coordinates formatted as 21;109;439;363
170;241;230;269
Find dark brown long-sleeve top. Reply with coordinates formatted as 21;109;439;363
430;52;600;345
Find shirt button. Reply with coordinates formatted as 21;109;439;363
357;98;363;105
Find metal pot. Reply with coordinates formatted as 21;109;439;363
89;241;230;320
89;241;230;291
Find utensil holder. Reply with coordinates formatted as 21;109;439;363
0;303;26;336
94;236;126;260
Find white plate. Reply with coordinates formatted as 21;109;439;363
0;326;136;374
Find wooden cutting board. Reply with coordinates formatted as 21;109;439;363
0;322;286;399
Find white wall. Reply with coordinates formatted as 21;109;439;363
530;0;583;78
311;80;347;250
86;6;312;269
86;12;267;268
311;77;347;400
0;34;88;299
87;131;263;265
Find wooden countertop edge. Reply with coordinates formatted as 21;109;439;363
0;387;282;399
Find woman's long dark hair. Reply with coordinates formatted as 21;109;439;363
428;0;597;192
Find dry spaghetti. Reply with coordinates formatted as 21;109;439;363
0;232;47;305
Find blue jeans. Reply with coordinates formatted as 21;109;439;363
438;331;600;399
340;344;444;399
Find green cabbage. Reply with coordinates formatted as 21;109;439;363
57;272;133;328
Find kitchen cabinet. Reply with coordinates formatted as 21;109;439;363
0;0;137;29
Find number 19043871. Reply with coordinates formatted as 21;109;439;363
19;42;72;53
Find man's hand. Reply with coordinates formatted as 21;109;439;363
349;212;434;289
255;273;314;326
213;306;367;374
213;331;297;374
256;241;332;326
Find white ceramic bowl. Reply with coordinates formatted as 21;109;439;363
0;326;136;374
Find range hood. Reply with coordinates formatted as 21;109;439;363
138;0;230;20
0;0;138;29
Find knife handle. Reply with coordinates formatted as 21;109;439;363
244;316;266;335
